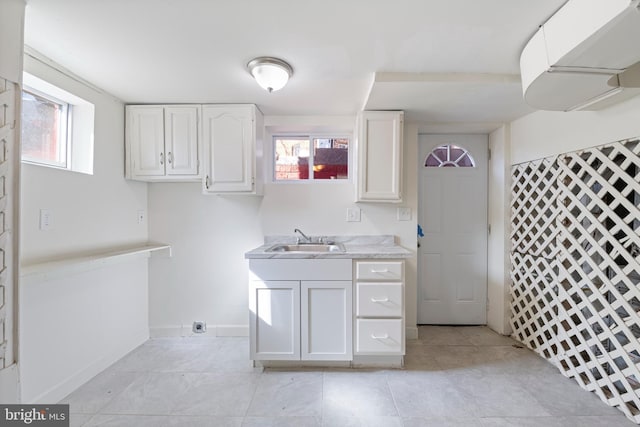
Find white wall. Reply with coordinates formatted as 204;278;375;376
0;0;24;83
21;53;148;263
148;117;418;337
20;258;149;403
487;125;511;335
19;53;150;402
511;95;640;165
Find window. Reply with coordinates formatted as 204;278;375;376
21;88;70;168
274;136;349;181
424;144;476;168
21;72;95;174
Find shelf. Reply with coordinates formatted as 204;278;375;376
20;243;171;282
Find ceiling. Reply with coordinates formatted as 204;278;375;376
23;0;567;131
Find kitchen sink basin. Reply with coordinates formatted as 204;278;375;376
266;243;346;253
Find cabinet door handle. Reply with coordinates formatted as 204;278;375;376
160;153;164;165
167;152;173;164
371;297;389;303
205;175;210;189
371;333;389;340
371;269;389;273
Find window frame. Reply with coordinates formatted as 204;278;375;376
272;133;352;183
21;85;72;169
21;71;95;175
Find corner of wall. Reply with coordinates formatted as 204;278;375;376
487;124;512;336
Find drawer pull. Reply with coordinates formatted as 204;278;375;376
371;269;390;273
371;297;390;303
371;333;389;340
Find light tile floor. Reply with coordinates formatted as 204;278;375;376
61;326;636;426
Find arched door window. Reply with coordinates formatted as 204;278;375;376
424;144;476;168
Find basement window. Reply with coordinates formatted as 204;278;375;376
21;72;95;174
21;89;69;168
273;136;350;181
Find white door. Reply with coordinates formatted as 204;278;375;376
418;134;488;324
301;281;352;361
164;106;199;176
249;280;300;360
201;105;254;192
128;106;165;176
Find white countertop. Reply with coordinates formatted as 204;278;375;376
244;235;412;259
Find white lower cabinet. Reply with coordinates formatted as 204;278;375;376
249;280;300;360
356;319;403;354
249;259;352;361
354;260;405;356
248;258;405;363
301;281;352;361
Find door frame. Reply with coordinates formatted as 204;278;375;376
416;134;489;325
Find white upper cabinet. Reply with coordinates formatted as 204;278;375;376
164;106;200;176
126;105;201;181
356;111;404;203
201;104;263;195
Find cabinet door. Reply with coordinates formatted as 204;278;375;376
249;280;300;360
301;281;352;361
127;106;165;177
355;318;404;355
202;105;254;192
164;106;200;176
356;111;403;202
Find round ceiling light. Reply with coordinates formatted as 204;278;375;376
247;57;293;93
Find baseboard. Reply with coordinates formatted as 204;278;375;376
150;324;249;338
406;326;419;340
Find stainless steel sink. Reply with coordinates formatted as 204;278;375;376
266;243;346;253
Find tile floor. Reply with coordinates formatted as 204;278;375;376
61;326;635;426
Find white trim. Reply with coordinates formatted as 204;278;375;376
405;326;419;340
150;324;249;338
23;45;117;100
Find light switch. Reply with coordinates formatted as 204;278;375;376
39;209;53;230
346;208;361;222
397;207;411;221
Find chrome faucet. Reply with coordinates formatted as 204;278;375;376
294;228;312;244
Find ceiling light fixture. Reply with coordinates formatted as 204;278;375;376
247;57;293;93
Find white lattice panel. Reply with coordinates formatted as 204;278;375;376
510;252;560;365
510;158;562;258
555;138;640;422
510;137;640;424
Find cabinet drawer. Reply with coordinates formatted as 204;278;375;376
356;261;403;281
356;283;403;317
355;319;403;355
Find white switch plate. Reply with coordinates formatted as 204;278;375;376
346;208;361;222
397;207;411;221
39;209;53;230
137;210;145;224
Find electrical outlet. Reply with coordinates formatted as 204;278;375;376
346;208;361;222
192;321;207;334
39;209;53;230
137;210;145;224
397;207;411;221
